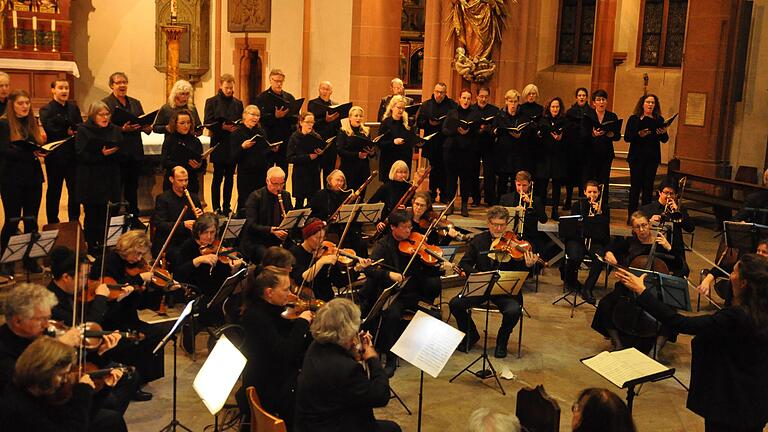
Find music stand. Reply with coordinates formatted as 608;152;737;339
105;215;128;247
628;268;691;312
503;206;526;236
277;209;311;230
0;228;58;282
334;203;385;225
193;335;247;431
723;221;768;253
552;215;592;316
222;219;245;241
450;271;508;394
154;299;197;432
206;267;247;311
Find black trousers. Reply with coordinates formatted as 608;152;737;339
449;294;522;341
211;162;235;212
534;176;565;213
0;182;42;252
120;159;141;216
82;202;115;253
45;161;80;223
379;276;441;352
443;149;473;202
426;144;445;200
479;148;495;205
628;158;659;215
236;171;265;213
565;239;606;289
107;319;169;384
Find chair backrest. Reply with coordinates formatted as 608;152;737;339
515;384;560;432
247;386;287;432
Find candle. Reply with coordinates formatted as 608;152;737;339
32;16;37;30
12;10;17;28
171;0;177;17
51;18;56;31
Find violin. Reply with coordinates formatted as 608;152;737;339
125;258;176;291
417;212;470;241
318;240;361;267
199;239;243;265
49;362;136;405
44;320;145;350
282;297;325;320
398;232;466;277
489;231;547;266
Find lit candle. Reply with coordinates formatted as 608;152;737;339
12;10;17;28
171;0;177;17
32;16;37;30
51;19;56;32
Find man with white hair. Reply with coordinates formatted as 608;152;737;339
240;166;294;263
468;407;521;432
377;77;413;122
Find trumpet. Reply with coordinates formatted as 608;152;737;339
660;177;686;223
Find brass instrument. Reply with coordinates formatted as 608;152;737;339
184;189;200;217
661;176;687;223
588;184;605;217
276;192;287;219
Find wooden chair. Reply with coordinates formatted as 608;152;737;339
247;386;287;432
515;384;560;432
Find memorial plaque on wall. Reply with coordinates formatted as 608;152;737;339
228;0;270;33
684;92;706;127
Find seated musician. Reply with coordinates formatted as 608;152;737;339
172;213;245;352
150;166;203;259
289;218;371;302
448;206;537;358
697;238;768;307
296;298;401;432
564;180;611;304
498;170;549;253
236;266;313;429
240;166;294;264
369;160;413;233
0;337;127;432
411;190;465;245
359;209;446;377
639;178;694;276
592;211;685;354
309;169;368;258
733;168;768;225
88;230;169;396
0;283;128;430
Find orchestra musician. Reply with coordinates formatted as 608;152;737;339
337;105;374;190
733;168;768;225
230;105;270;212
416;82;455;200
618;254;768;432
492;89;527;198
306;81;341;178
296;298;401;432
150;166;203;260
289;218;371;302
369;160;413;233
378;95;416;183
152;80;201;135
534;97;568;220
39;79;81;224
471;86;500;206
583;89;620;215
442;88;478;217
696;238;768;307
359;209;445;377
639;178;693;276
0;90;45;275
498;170;549;252
236;266;313;429
309;169;369;258
203;73;243;216
286;112;323;208
240;166;294;264
591;211;684;353
625;94;669;217
410;190;462;245
377;77;413;122
563;87;590;209
449;206;537;358
75;101;123;253
160;109;205;195
564;180;611;304
255;69;296;173
102;72;151;220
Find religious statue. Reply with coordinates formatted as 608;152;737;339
448;0;511;83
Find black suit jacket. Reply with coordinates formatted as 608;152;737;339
203;90;244;164
39;99;81;166
296;341;391;432
241;187;294;256
150;189;200;257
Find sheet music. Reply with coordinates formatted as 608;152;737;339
391;311;465;378
106;216;126;246
29;230;59;258
193;335;247;415
223;219;245;240
582;348;670;388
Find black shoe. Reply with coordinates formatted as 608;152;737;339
457;330;480;353
181;323;195;355
460;202;469;217
384;355;398;378
581;289;596;305
133;389;153;402
493;344;508;358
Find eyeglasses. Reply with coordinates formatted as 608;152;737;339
660;190;676;196
96;112;111;118
489;222;507;229
633;223;650;231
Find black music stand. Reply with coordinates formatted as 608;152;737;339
552;215;593;316
0;222;58;282
334;203;384;225
449;271;507;394
723;221;768;253
277;209;311;231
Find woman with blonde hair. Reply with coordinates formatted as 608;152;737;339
377;95;416;182
337;106;374;189
491;89;528;197
153;79;201;134
368;160;412;233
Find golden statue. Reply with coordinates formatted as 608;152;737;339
448;0;511;82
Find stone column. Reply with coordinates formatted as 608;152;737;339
590;0;617;110
349;0;402;119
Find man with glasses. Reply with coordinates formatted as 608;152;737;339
255;69;296;173
240;166;294;264
640;178;694;276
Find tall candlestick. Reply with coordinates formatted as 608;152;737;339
171;0;177;17
32;16;37;30
12;10;17;28
51;18;56;32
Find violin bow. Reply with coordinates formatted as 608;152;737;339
400;196;457;281
210;210;236;275
149;205;189;278
333;193;363;266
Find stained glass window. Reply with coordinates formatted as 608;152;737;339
639;0;688;67
557;0;596;65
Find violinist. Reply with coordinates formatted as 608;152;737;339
337;105;374;190
378;95;416;183
240;166;294;264
639;178;693;276
286;112;324;208
618;254;768;432
449;206;537;358
369;160;413;233
309;169;368;258
160;109;205;195
236;266;313;430
360;209;445;377
172;213;245;350
697;239;768;307
150;166;203;259
0;90;45;275
591;211;684;353
0;337;127;432
498;170;549;251
231;104;271;212
564;180;610;304
411;191;462;245
289;218;372;302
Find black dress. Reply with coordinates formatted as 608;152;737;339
533;114;569;212
230;123;270;212
286;130;324;208
564;102;591;204
583;109;621;203
471;102;500;205
307;97;341;176
160;131;205;194
491;109;528;197
337;126;373;190
442;105;478;202
39;99;81;223
377;116;415;182
624;114;670;215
